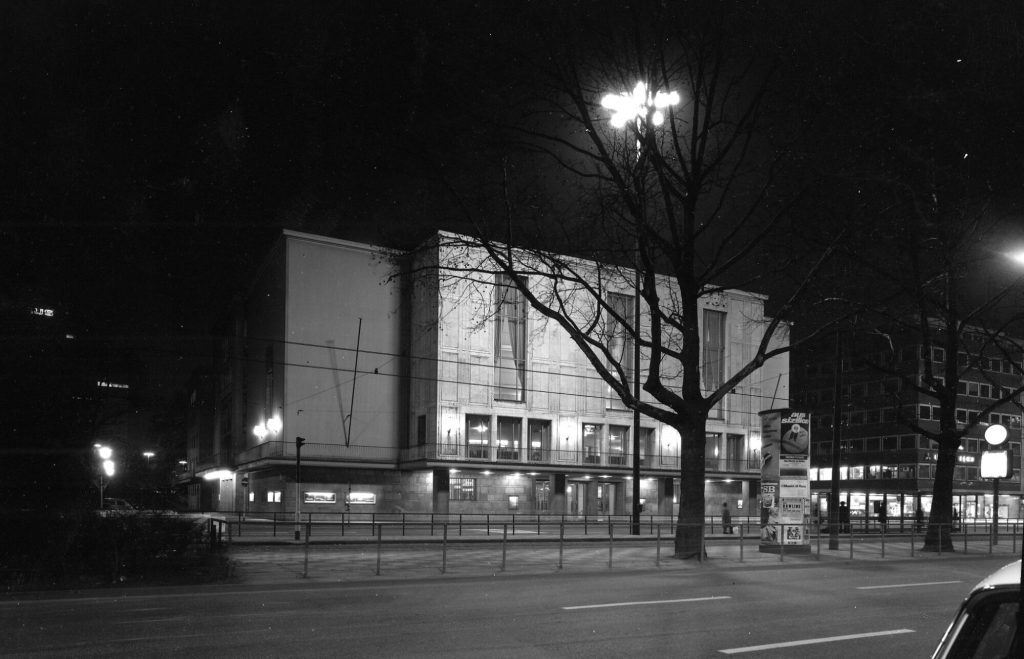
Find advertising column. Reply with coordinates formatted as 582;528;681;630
758;409;811;554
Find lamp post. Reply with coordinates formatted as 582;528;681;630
95;444;115;509
295;436;305;541
602;81;680;536
983;424;1010;544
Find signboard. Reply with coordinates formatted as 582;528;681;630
345;491;376;505
303;491;337;504
758;409;811;553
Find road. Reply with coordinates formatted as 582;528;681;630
1;555;1011;657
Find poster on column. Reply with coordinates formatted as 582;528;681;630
758;409;811;553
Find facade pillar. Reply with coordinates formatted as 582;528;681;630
432;468;450;514
552;474;567;515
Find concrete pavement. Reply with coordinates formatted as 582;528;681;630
223;530;1023;585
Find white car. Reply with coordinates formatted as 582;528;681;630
931;560;1022;658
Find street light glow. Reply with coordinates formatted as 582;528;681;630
601;81;680;129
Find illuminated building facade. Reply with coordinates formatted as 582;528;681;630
186;230;788;518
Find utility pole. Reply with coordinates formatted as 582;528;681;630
295;436;305;541
829;330;842;551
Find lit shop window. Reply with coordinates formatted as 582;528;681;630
451;477;476;501
267;490;282;503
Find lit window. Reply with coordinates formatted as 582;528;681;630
451;477;476;501
494;274;526;402
267;490;282;503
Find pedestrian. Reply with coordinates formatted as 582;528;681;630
878;505;887;532
915;506;924;532
721;502;733;534
839;501;850;533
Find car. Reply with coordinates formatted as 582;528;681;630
103;497;136;512
931;559;1022;658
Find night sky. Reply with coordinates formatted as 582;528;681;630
2;2;521;399
4;1;1024;409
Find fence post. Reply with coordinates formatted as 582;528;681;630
608;523;614;568
911;526;915;557
487;514;491;536
779;526;785;562
698;524;704;564
501;524;508;571
441;523;448;574
881;525;885;559
537;515;541;536
656;524;661;567
376;523;383;576
558;522;564;570
302;521;310;578
272;511;277;537
849;529;854;560
739;524;744;562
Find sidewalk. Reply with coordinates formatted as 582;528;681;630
224;532;1020;585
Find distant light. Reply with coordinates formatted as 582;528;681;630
482;470;492;476
266;416;282;434
143;451;155;459
30;307;54;317
253;423;268;440
203;469;234;481
97;446;112;460
102;460;115;477
97;381;129;389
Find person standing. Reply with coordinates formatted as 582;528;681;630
721;502;733;534
839;501;850;533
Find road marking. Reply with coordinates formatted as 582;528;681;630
856;580;962;590
719;629;915;654
563;595;731;610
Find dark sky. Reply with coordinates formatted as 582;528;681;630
4;1;1024;405
1;2;517;398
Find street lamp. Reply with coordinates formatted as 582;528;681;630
602;81;680;536
982;424;1011;545
95;444;115;509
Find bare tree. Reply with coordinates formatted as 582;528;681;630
415;3;846;558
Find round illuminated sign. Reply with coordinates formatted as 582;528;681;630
984;424;1008;446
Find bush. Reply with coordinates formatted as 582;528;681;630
0;510;230;591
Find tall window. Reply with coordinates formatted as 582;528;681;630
495;274;526;401
466;414;490;459
608;425;628;465
702;309;725;390
534;480;551;511
606;292;630;407
528;419;551;461
641;427;655;466
703;309;726;418
582;423;601;464
497;416;521;460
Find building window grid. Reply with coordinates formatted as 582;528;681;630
451;477;477;501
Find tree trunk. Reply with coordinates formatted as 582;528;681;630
922;438;958;552
674;414;707;558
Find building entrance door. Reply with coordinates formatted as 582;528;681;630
568;482;588;517
598;482;616;515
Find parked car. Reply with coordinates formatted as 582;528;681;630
931;559;1021;658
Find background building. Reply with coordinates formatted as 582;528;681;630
792;329;1023;529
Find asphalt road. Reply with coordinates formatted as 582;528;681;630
2;554;1012;657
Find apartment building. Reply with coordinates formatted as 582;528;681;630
183;230;788;518
792;328;1024;527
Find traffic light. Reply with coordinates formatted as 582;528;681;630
296;436;306;448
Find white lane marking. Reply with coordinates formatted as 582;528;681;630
719;629;915;654
563;595;731;610
856;580;962;590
